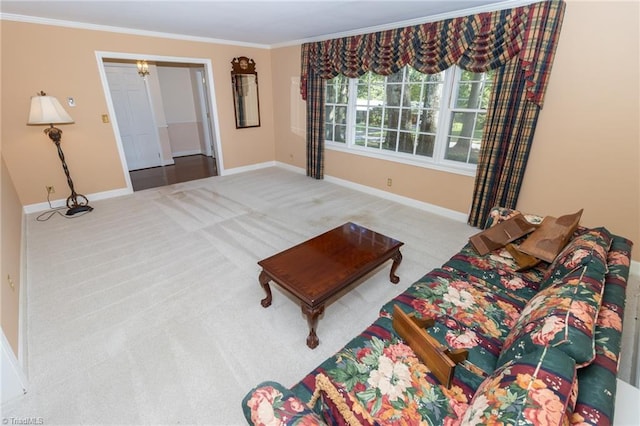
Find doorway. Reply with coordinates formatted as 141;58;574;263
96;52;224;191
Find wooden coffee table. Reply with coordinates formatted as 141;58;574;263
258;222;403;348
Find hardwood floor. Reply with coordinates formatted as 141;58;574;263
129;154;217;191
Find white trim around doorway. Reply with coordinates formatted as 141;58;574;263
94;51;225;192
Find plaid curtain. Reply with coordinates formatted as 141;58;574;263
469;2;565;226
305;67;327;178
300;1;565;224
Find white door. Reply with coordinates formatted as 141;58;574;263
195;69;216;159
105;64;161;170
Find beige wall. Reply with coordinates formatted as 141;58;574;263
271;1;640;261
518;0;639;254
1;21;275;206
1;156;23;357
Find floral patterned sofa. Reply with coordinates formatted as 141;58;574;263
242;208;633;425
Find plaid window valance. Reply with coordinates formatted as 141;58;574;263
301;0;563;107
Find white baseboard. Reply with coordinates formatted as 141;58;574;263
223;161;277;176
23;187;132;214
274;162;469;223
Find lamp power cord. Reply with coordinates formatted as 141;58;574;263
35;191;91;221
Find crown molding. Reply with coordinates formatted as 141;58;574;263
6;0;540;50
270;0;538;48
0;12;271;49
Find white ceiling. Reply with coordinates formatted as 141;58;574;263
0;0;534;48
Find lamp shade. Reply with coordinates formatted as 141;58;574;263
27;95;73;125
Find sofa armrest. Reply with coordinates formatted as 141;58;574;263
242;381;326;425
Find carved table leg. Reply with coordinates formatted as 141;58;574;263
389;250;403;284
259;271;273;308
302;304;325;349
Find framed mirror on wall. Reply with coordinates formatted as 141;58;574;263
231;56;261;128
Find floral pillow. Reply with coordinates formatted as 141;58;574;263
541;227;612;290
462;345;577;426
497;263;606;368
242;381;326;426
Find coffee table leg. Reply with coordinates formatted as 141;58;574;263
302;304;324;349
389;250;403;284
259;271;273;308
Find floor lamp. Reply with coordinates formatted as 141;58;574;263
28;91;93;216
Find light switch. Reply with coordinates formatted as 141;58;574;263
67;97;75;107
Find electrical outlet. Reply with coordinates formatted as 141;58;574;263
387;178;392;187
46;185;55;194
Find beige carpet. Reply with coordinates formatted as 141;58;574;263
3;166;637;424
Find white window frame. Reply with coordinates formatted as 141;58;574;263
325;66;489;177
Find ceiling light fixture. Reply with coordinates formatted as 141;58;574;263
137;60;150;77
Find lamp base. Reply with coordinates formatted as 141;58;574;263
66;204;93;216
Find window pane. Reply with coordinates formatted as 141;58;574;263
335;125;347;143
335;106;347;125
324;124;333;141
455;70;494;109
325;105;334;123
326;83;336;103
368;106;383;127
355;123;366;146
399;108;415;131
366;127;381;148
445;136;471;162
416;134;435;157
369;84;385;104
385;107;401;131
334;75;349;104
418;109;438;134
449;111;477;138
423;82;442;109
382;130;398;151
397;132;414;154
385;70;405;107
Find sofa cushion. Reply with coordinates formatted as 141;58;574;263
462;345;577;426
444;244;546;299
380;267;526;376
498;263;606;368
541;227;612;290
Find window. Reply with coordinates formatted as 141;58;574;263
324;66;494;173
